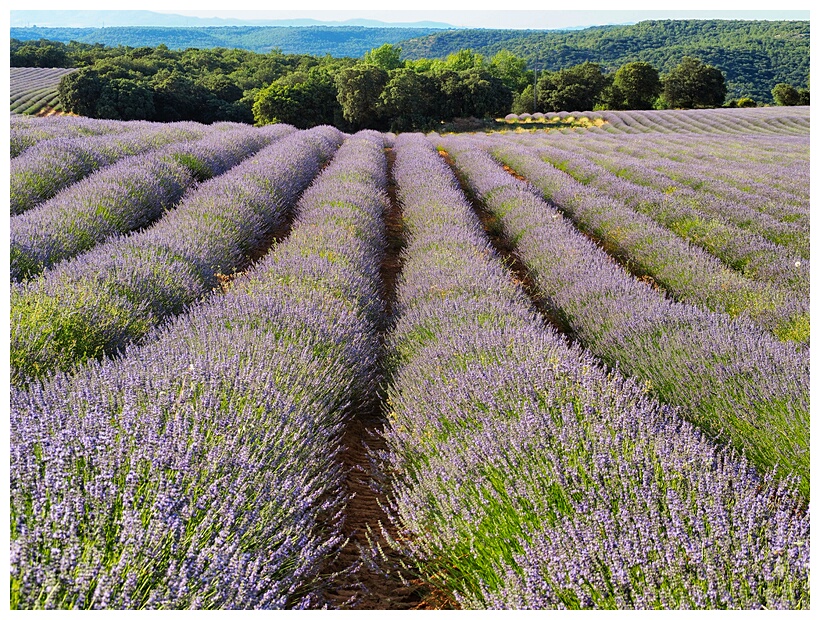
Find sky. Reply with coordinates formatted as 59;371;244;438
156;9;809;30
6;1;811;30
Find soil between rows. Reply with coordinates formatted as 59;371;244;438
320;147;449;609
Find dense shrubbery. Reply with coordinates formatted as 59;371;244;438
12;31;807;127
399;19;810;104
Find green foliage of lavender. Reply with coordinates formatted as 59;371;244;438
10;126;343;386
375;132;808;610
441;138;809;497
10;130;389;609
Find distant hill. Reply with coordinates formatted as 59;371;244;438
10;26;451;58
10;19;809;103
10;10;455;29
398;20;810;102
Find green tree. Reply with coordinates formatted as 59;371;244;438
539;62;608;112
512;84;536;114
363;43;404;71
380;68;440;131
197;73;243;103
612;61;661;109
11;42;70;68
435;67;511;119
444;49;484;72
151;70;211;122
735;97;757;108
489;50;530;92
254;70;339;128
95;78;155;120
58;68;103;116
334;64;389;130
662;56;727;109
771;82;801;106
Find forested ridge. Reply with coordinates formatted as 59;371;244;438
11;20;808;103
394;20;810;103
10;26;444;58
10;18;810;127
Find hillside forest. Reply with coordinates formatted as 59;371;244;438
10;22;810;131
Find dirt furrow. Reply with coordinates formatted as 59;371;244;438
320;146;432;610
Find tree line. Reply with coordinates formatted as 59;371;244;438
397;20;810;104
10;38;810;130
13;19;809;104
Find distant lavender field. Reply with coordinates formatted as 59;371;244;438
10;66;76;116
9;107;810;610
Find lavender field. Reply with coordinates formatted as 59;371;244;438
9;106;810;610
10;67;76;116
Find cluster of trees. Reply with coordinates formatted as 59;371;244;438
13;36;807;129
11;38;73;67
254;46;517;131
771;82;810;106
511;56;727;114
51;43;352;124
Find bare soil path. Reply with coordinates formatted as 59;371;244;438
320;147;436;609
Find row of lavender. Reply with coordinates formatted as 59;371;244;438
439;136;809;497
377;133;808;609
11;115;130;158
10;126;341;385
11;121;208;215
9;67;76;116
541;132;810;235
10;123;295;280
473;137;809;344
10;129;391;608
518;136;809;258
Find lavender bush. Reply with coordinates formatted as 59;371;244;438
10;123;295;281
10;130;389;609
437;135;809;495
374;133;809;610
10;126;343;385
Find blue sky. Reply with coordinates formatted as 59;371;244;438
8;1;811;30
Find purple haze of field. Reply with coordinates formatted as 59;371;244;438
10;129;390;609
465;137;808;339
515;133;810;263
10;125;344;385
11;115;129;158
542;130;810;227
592;107;810;137
10;123;296;281
438;137;809;496
10;122;208;215
376;133;808;610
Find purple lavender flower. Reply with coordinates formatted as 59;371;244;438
11;126;343;385
11;130;389;609
374;132;809;611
